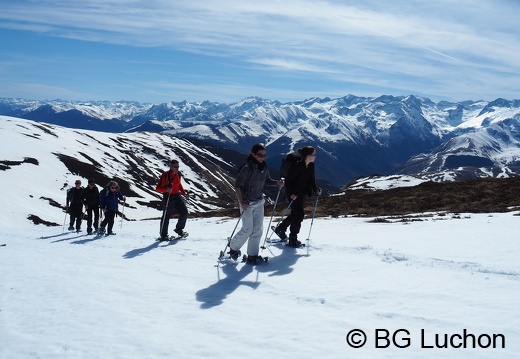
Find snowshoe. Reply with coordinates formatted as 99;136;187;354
174;228;188;237
170;232;189;240
243;254;268;265
286;242;305;248
287;236;305;248
266;226;287;244
156;233;189;241
217;248;241;263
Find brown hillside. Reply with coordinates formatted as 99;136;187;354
197;176;520;219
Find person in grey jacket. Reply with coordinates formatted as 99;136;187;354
229;144;284;264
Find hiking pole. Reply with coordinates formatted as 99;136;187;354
306;195;320;255
120;197;126;229
62;209;68;233
266;199;293;243
261;185;282;250
159;192;171;236
218;210;244;260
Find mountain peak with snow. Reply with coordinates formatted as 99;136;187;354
2;95;520;188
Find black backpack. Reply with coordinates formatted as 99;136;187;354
280;152;301;179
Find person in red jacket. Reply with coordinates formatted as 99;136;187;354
156;159;190;240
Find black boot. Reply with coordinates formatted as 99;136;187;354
274;226;287;240
287;234;301;247
246;255;267;264
228;248;241;261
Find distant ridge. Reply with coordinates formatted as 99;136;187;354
2;95;520;188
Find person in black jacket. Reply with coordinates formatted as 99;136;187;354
83;178;100;234
66;179;84;232
275;146;321;247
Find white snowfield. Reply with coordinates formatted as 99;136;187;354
1;212;519;359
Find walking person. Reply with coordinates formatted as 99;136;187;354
83;178;100;234
228;144;284;264
156;160;189;240
66;179;84;232
99;180;125;235
274;146;322;247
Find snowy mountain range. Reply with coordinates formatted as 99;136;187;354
2;95;520;189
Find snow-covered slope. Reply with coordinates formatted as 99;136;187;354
1;212;519;358
0;116;240;226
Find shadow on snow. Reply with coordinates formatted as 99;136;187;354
122;239;180;259
196;247;306;309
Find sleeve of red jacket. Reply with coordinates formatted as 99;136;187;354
178;178;186;195
174;172;187;195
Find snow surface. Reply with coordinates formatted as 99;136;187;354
346;175;427;191
1;211;519;358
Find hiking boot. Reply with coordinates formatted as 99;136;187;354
246;255;264;264
68;226;74;231
174;228;185;237
98;227;105;234
287;235;301;248
274;227;287;240
228;248;241;261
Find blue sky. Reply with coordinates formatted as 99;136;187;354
1;0;519;104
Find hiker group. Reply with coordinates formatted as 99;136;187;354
65;179;125;235
65;144;321;263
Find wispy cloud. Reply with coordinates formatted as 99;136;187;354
1;0;519;102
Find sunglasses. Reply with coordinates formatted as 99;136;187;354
110;187;117;190
255;153;267;158
171;165;179;168
75;183;81;185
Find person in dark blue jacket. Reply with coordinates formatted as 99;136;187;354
99;180;125;235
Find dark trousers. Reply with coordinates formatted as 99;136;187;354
100;211;117;234
279;195;305;237
160;193;188;237
86;205;100;232
69;205;83;230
